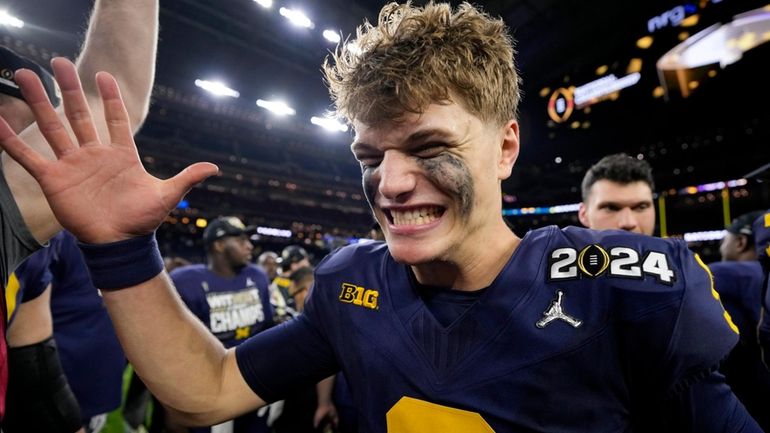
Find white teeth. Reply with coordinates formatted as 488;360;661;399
390;207;441;227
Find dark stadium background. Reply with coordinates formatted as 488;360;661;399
3;0;768;263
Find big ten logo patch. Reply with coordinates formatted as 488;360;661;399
206;288;265;333
339;283;379;310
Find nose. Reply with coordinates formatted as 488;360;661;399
617;208;639;232
377;151;417;202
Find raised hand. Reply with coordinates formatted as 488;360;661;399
0;58;218;243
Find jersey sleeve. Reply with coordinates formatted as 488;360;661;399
234;275;340;402
662;242;739;395
16;241;56;302
760;278;770;369
658;370;762;432
754;210;770;368
0;164;42;287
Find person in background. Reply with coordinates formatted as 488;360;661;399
170;217;274;433
270;245;311;319
710;210;770;431
6;231;126;433
256;251;279;282
0;0;158;428
579;153;656;235
271;266;338;433
753;210;770;369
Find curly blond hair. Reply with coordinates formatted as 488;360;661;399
324;1;521;126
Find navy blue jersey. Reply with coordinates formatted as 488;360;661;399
172;263;274;433
236;226;756;431
755;210;770;371
171;264;273;348
710;261;764;347
236;226;753;432
11;231;125;418
710;260;770;430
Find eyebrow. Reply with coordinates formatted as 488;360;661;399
597;199;652;208
351;127;458;154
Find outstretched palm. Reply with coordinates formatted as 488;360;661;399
0;58;217;243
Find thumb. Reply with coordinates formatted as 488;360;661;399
163;162;219;206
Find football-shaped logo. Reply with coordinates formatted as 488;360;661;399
577;244;609;277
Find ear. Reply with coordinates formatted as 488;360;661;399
737;234;750;253
212;239;226;253
578;202;590;228
497;119;520;180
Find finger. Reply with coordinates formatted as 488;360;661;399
0;116;48;178
51;57;100;147
162;162;219;209
15;69;77;158
95;72;134;146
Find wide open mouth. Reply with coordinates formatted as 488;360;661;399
384;206;446;227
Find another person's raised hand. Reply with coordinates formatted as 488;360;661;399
0;58;217;243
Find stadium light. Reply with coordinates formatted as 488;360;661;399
257;99;296;116
194;79;240;98
323;30;341;44
279;7;313;29
253;0;272;8
0;10;24;28
311;116;348;132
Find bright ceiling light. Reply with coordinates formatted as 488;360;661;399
194;79;240;98
311;116;348;132
254;0;272;8
0;10;24;28
323;30;341;44
279;7;313;29
595;65;608;75
257;99;296;116
636;36;653;49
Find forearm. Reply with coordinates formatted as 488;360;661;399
6;285;53;347
316;375;335;406
102;272;229;413
76;0;158;128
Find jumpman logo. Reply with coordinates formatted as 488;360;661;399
535;290;582;329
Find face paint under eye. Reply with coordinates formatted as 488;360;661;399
362;167;377;211
417;154;474;221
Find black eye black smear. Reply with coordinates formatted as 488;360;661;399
417;154;474;221
359;154;474;221
361;166;377;212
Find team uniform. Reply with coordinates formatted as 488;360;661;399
755;211;770;369
171;263;274;432
7;231;125;431
0;169;41;420
236;226;758;433
710;260;770;430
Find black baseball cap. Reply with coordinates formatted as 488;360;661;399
0;46;60;106
726;210;766;237
280;245;309;266
203;217;253;246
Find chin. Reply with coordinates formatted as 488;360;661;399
385;238;445;266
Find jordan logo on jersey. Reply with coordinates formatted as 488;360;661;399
536;290;582;329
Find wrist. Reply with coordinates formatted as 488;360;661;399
79;233;164;290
